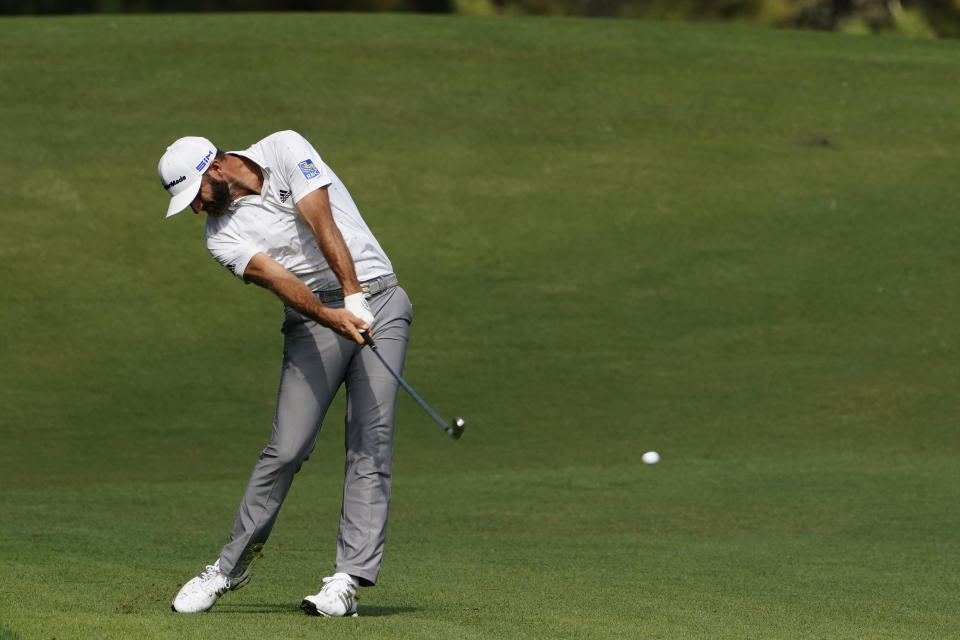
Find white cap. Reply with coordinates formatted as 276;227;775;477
157;136;217;217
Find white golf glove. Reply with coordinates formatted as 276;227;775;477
344;292;375;327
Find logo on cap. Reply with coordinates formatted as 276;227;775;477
163;175;187;191
196;151;214;172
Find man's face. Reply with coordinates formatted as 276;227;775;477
190;173;232;216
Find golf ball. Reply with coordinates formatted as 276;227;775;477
642;451;660;465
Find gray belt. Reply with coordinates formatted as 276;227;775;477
314;273;398;303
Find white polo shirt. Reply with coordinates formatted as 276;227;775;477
205;130;393;291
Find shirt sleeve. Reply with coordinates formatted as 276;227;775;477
274;130;334;204
205;220;260;281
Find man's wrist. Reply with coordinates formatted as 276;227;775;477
341;285;363;296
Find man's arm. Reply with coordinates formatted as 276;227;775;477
295;186;375;329
243;252;368;344
296;187;361;295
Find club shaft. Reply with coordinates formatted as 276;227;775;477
367;342;450;431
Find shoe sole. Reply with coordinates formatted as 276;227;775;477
300;599;358;617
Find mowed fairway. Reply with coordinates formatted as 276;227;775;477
2;12;960;639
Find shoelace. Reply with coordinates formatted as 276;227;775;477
199;564;220;581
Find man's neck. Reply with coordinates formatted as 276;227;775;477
224;153;264;199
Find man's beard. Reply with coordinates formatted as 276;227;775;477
204;177;233;216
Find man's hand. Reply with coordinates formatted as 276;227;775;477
344;293;375;329
326;307;369;344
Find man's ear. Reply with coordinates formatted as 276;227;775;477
206;158;224;180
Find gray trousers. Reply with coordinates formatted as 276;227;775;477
218;283;413;587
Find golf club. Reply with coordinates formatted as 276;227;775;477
363;332;465;439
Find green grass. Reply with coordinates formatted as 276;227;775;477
2;12;960;639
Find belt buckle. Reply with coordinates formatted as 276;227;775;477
361;274;392;299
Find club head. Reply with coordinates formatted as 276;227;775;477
447;416;465;439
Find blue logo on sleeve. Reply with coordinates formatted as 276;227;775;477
298;159;321;180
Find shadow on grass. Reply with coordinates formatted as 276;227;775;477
213;603;302;614
358;605;419;617
0;625;24;640
211;603;419;616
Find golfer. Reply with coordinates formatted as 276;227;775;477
157;131;413;617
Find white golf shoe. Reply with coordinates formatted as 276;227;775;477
300;572;360;617
171;559;251;613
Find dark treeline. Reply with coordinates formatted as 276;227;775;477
4;0;960;37
646;0;960;37
3;0;457;13
2;0;456;12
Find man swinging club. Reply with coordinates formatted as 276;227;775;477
157;130;413;617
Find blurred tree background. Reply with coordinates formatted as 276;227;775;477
4;0;960;36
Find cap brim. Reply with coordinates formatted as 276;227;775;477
165;183;201;218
